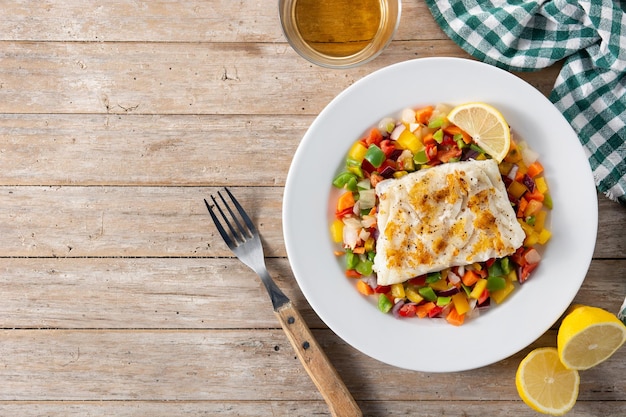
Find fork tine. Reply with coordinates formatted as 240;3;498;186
210;193;243;245
203;198;236;249
224;187;258;236
217;189;252;240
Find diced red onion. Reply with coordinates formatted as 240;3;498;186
437;287;460;297
392;299;405;318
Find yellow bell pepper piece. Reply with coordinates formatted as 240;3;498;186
524;231;539;246
348;141;368;162
405;286;424;304
391;283;405;299
533;209;547;232
491;276;515;304
535;177;548;194
452;293;471;315
429;279;449;292
538;228;552;244
396;129;423;153
330;219;343;243
470;279;488;299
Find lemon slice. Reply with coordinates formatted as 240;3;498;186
447;102;511;162
557;305;626;370
516;347;580;416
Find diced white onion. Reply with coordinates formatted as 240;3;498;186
390;124;406;140
448;270;461;285
401;108;416;124
359;188;377;210
342;217;362;229
361;215;376;228
409;122;421;133
457;265;465;277
378;117;396;134
507;164;519;180
522;147;539;166
343;226;359;249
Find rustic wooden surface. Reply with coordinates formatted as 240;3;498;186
0;1;624;416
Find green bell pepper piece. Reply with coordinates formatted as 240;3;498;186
426;271;442;284
488;260;504;278
355;259;373;276
436;296;452;307
418;286;437;302
364;144;385;168
433;128;444;144
487;276;507;292
332;171;358;190
413;150;428;165
345;249;359;270
377;294;393;313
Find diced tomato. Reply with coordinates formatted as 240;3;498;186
345;269;361;279
364;128;383;146
428;305;444;318
519;262;539;283
408;275;427;286
437;144;462;163
335;207;353;219
398;303;417;317
380;139;396;157
478;289;490;305
425;142;438;161
369;172;384;188
374;285;391;294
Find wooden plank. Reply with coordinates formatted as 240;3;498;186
0;257;623;330
0;329;623;402
0;114;311;186
0;1;442;43
0;41;559;115
0;400;622;417
0;187;623;258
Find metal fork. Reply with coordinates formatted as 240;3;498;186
204;188;362;417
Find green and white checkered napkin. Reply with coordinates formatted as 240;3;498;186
425;0;626;205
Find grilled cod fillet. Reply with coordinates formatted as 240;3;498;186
373;159;525;286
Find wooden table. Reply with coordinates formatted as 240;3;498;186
1;1;624;416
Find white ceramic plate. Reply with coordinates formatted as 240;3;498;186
282;57;597;372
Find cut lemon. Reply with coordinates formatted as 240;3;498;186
557;305;626;370
516;347;579;416
447;102;511;162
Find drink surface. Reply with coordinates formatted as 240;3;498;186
294;0;383;57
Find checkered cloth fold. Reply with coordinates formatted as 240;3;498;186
425;0;626;205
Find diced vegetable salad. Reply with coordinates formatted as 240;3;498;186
331;104;552;326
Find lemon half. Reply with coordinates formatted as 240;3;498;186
516;347;580;416
557;305;626;370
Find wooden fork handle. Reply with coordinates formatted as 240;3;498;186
275;302;362;417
